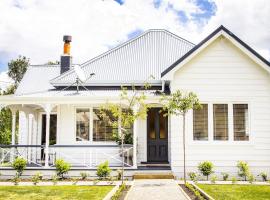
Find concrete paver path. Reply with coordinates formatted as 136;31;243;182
126;179;188;200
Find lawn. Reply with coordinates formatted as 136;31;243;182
0;185;114;200
197;184;270;200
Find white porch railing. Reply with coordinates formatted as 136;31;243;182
0;145;134;168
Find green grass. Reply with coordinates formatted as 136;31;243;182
197;184;270;200
0;185;114;200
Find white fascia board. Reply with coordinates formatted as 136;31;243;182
161;30;270;80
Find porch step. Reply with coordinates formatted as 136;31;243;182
133;172;174;179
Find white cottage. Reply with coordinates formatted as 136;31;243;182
1;25;270;178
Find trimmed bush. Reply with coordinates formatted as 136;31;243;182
198;161;214;181
221;172;229;181
237;161;250;181
31;172;43;185
231;176;237;184
210;174;218;184
259;172;268;181
12;157;27;176
188;172;198;182
248;174;255;184
96;161;111;179
55;159;71;179
80;172;89;180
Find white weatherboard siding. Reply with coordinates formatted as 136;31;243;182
170;36;270;178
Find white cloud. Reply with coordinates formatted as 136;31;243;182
0;71;13;91
0;0;268;70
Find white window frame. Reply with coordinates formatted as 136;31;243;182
74;106;117;145
188;101;252;146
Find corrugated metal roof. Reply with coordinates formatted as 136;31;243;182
15;65;60;95
50;29;194;86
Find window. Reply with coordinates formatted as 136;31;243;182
193;104;208;140
93;109;117;141
213;104;228;140
76;109;90;141
233;104;249;141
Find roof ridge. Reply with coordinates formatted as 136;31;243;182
148;29;195;46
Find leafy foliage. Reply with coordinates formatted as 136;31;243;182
231;176;237;184
96;161;111;179
188;172;198;182
237;161;250;181
198;161;214;180
55;159;71;179
80;172;89;180
12;157;27;176
31;172;43;185
259;172;268;181
248;174;255;184
185;182;204;200
8;55;29;86
161;90;201;116
161;90;201;183
111;183;127;200
210;174;218;184
221;172;229;181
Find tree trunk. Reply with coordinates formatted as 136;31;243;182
183;113;186;183
118;113;124;185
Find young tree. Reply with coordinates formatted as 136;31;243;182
101;83;150;184
8;55;29;86
161;90;201;183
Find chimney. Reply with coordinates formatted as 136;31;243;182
60;35;72;74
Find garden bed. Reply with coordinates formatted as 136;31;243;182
111;184;131;200
180;183;210;200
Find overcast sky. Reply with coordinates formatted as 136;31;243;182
0;0;270;89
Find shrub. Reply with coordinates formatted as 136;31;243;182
210;174;218;184
31;172;43;185
55;159;71;179
116;169;122;181
259;172;268;181
221;172;229;181
96;161;111;179
231;176;237;184
237;161;250;181
12;157;27;176
12;173;20;186
198;161;214;180
248;174;255;184
188;172;197;182
80;172;89;180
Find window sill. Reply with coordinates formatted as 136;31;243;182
188;141;253;146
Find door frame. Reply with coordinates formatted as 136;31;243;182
146;107;168;162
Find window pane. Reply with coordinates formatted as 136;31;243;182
93;109;117;141
76;109;89;141
159;110;167;139
213;104;228;140
233;104;249;141
148;109;156;139
193;104;208;141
